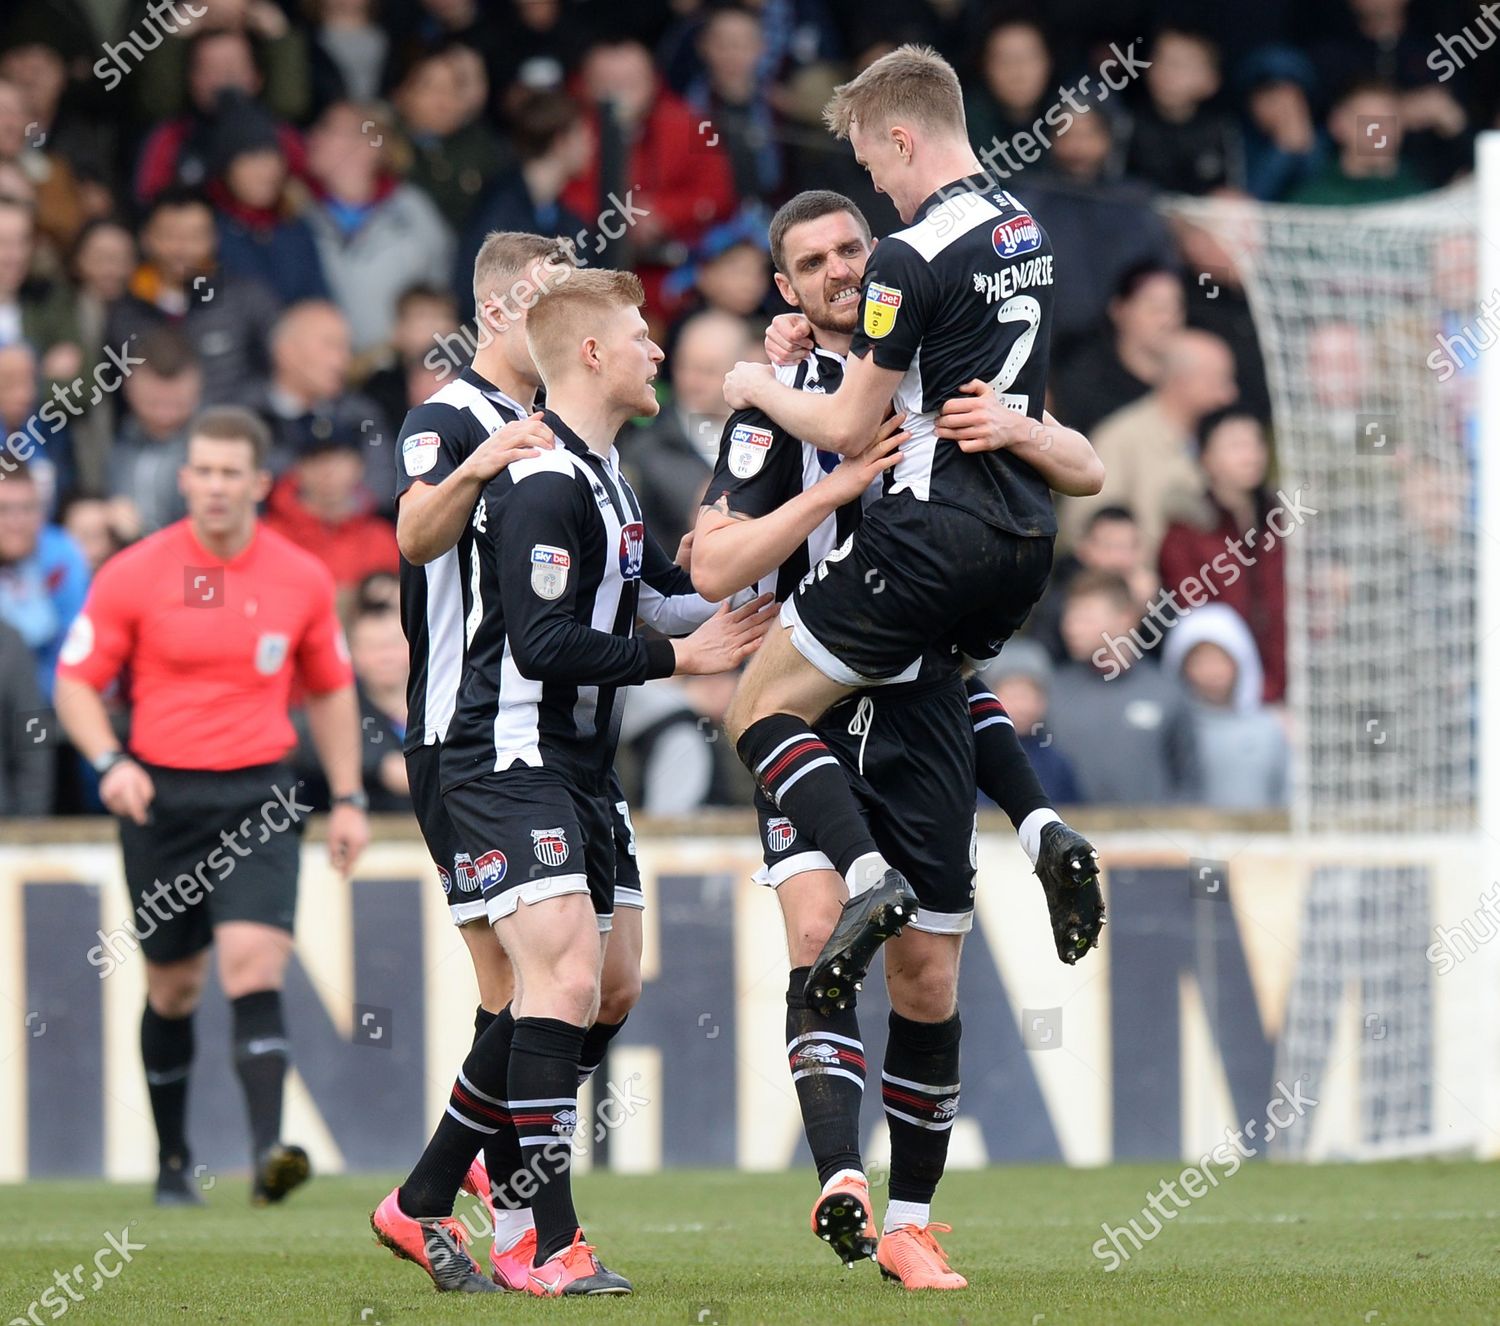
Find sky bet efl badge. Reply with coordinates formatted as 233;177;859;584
530;544;571;599
863;282;902;339
728;421;773;477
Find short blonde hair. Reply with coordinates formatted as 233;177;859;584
822;44;966;141
472;231;576;316
526;268;645;381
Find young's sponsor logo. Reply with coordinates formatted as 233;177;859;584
475;849;508;890
619;522;645;579
992;214;1042;258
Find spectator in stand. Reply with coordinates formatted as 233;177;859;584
1047;570;1202;806
389;0;504;91
623;308;757;549
684;4;781;205
0;342;72;508
0;40;111;225
455;89;589;319
361;284;460;431
662;212;777;347
65;220;137;494
1028;506;1159;664
492;0;595;110
307;0;392;112
561;37;737;313
1310;0;1471;189
1162;603;1288;809
962;15;1053;182
0;74;86;258
1059;329;1239;558
0;460;89;698
205;93;329;308
979;639;1084;807
1052;261;1185;437
1239;46;1327;202
301;100;455;355
106;189;279;408
252;299;391;505
346;597;411;812
1022;105;1178;357
393;45;507;236
1125;27;1242;196
59;496;128;575
1290;78;1427;205
262;424;398;599
1159;411;1287;704
0;196;82;378
132;26;309;204
0;615;54;816
108;328;202;538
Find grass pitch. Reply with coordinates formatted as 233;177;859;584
3;1162;1498;1325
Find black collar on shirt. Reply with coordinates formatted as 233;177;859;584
911;172;1001;224
539;409;604;463
461;365;531;416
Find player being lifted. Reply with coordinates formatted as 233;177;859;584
374;236;675;1291
722;46;1093;1012
380;268;774;1297
695;190;1104;1289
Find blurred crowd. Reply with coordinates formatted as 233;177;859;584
0;0;1488;818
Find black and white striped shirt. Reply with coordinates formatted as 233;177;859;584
395;368;528;754
441;410;716;793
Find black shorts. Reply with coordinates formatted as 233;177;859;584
782;489;1054;685
119;762;306;964
753;675;977;934
443;767;618;931
608;772;644;911
408;743;487;925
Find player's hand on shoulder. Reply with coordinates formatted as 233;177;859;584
765;313;814;366
822;412;907;502
723;360;773;410
672;592;777;675
101;758;154;826
464;412;554;481
938;379;1030;452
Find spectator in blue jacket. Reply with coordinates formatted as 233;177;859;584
0;460;89;698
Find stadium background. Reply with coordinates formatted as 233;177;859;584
2;0;1498;1187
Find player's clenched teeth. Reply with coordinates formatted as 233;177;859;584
829;288;858;305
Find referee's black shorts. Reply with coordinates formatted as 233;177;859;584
781;488;1054;685
753;673;977;933
118;762;307;964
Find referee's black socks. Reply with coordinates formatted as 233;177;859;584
882;1009;961;1229
231;990;288;1162
142;1003;194;1165
737;714;885;892
786;968;866;1184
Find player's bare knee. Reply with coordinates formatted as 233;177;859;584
597;966;642;1024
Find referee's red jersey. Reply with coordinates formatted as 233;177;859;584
56;519;354;770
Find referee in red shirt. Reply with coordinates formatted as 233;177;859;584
56;407;370;1206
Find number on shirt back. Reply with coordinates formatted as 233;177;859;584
987;294;1041;414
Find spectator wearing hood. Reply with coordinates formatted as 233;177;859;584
262;423;398;599
1162;603;1288;809
979;639;1084;807
206;94;330;307
1238;45;1328;202
1159;410;1286;703
133;29;309;204
301;100;455;354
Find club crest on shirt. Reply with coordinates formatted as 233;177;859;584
254;632;289;675
863;282;902;339
728;422;773;477
619;521;645;579
532;827;570;867
530;544;571;600
401;430;442;476
765;815;797;853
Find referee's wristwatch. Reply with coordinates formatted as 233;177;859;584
332;790;369;812
92;749;135;777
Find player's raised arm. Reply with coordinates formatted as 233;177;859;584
938;392;1105;496
724;347;904;456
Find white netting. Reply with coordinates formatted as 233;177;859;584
1164;187;1478;833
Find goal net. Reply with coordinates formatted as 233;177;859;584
1164;184;1479;835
